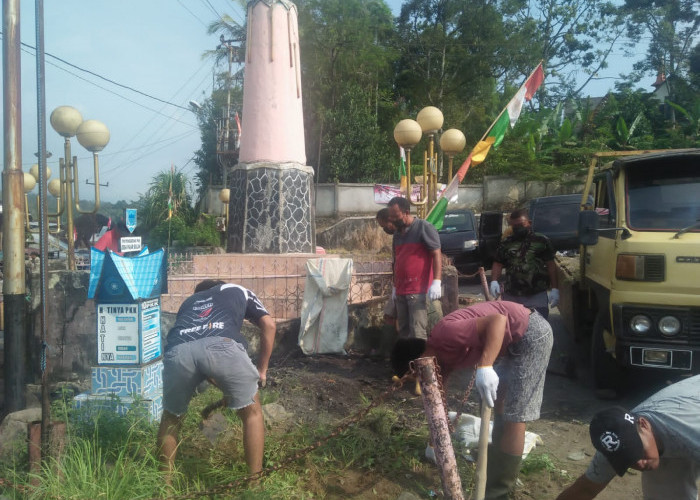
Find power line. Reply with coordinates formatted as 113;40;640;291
176;0;209;28
2;31;193;112
202;0;223;20
20;46;199;129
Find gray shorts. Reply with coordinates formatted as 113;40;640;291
162;336;260;416
495;311;553;422
396;294;429;340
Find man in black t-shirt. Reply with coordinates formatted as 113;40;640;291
157;279;276;481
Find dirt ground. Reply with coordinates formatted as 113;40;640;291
265;306;684;499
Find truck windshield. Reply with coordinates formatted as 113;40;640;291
627;162;700;231
440;212;475;233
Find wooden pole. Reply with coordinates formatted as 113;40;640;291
413;357;464;500
474;265;495;499
474;403;492;500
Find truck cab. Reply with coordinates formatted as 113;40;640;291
577;149;700;391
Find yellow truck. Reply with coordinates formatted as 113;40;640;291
558;149;700;395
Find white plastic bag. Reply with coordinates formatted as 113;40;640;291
448;411;543;461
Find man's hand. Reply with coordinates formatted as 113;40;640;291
475;366;499;407
258;369;267;388
428;280;442;300
489;281;501;299
549;288;560;308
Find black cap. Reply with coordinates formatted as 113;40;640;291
589;407;645;476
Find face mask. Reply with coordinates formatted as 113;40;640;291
393;218;405;231
512;225;530;237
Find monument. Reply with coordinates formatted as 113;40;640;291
228;0;315;253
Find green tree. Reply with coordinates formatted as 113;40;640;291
297;0;398;181
624;0;699;82
506;0;627;102
137;169;223;249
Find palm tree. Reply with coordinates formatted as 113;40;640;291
139;169;193;229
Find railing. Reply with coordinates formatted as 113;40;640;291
163;252;392;321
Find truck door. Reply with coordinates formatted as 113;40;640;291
478;211;503;268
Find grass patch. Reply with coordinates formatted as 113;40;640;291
0;387;452;499
521;452;557;475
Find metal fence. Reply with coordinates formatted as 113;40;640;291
163;253;393;321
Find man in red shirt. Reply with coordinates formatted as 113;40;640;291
387;196;442;340
392;300;553;500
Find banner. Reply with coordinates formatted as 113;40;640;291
374;183;447;205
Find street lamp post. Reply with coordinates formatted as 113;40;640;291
416;106;444;216
393;107;466;218
440;129;467;182
393;118;423;202
218;188;230;244
49;106;109;270
23;171;37;232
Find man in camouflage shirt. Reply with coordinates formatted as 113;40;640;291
489;209;559;318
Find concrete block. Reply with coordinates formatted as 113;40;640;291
91;359;163;398
73;391;163;423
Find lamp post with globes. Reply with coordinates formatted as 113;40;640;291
23;165;63;245
23;170;37;232
393;107;467;218
219;188;230;246
49;106;109;270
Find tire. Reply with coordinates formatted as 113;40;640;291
590;311;624;398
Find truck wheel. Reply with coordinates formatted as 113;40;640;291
591;312;623;398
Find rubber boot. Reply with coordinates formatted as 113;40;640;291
485;445;522;500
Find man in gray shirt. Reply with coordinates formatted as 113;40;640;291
556;375;700;499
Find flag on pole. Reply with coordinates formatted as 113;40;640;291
399;146;408;193
168;165;174;220
427;63;544;230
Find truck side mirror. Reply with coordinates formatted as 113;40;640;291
578;210;599;246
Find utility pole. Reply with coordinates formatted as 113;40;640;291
3;0;27;415
217;35;235;188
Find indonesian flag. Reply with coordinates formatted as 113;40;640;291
427;63;544;230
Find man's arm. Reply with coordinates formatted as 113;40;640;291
556;474;608;500
255;315;277;386
475;314;506;367
491;261;503;282
431;249;442;281
472;314;507;407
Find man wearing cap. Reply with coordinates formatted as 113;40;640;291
557;374;700;499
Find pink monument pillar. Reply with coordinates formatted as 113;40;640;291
228;0;315;253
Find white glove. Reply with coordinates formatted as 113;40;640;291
475;366;499;408
549;288;560;308
428;280;442;300
489;281;501;298
391;286;396;301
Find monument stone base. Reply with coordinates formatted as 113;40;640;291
228;162;315;253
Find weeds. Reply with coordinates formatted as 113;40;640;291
0;386;453;499
521;452;558;475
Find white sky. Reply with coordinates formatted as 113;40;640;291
2;0;645;203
